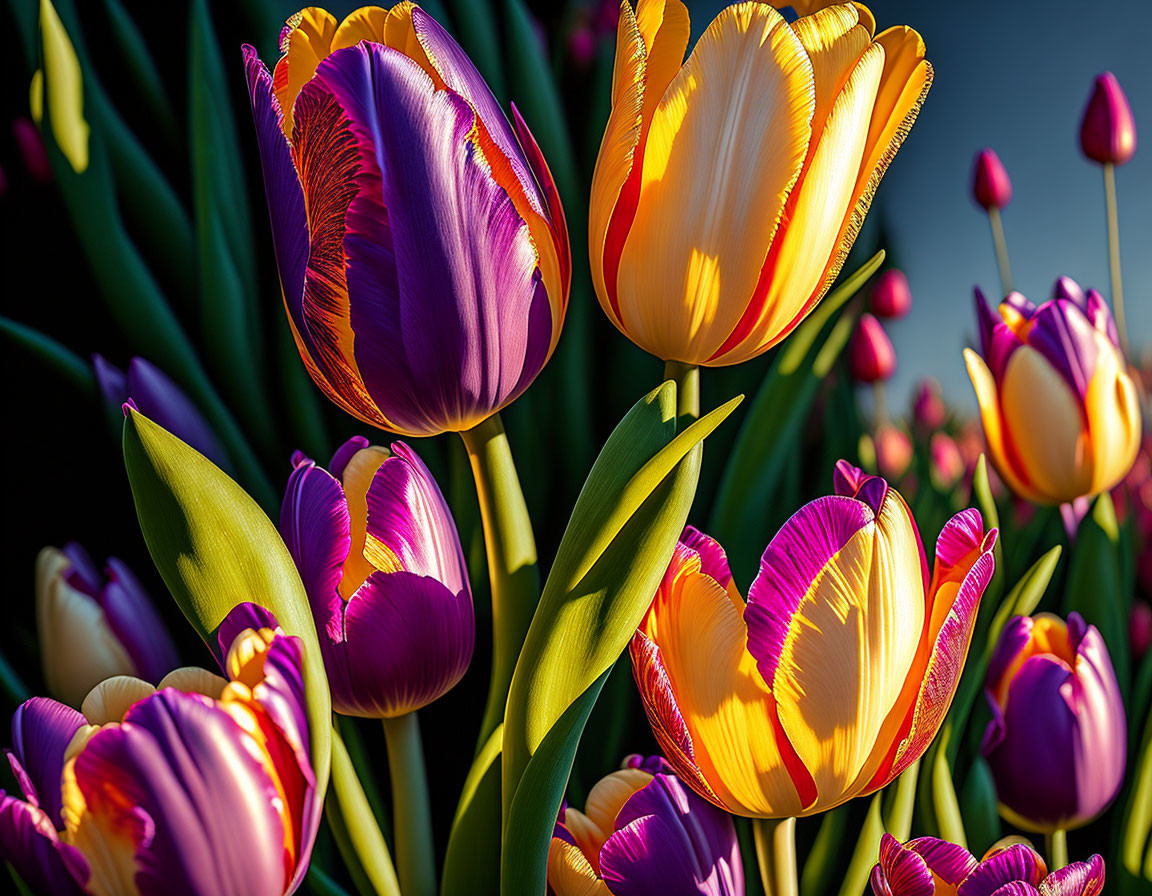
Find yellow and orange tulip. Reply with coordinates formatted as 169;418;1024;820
589;1;931;366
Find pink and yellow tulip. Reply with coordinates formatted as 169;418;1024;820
631;462;996;817
245;4;570;437
964;278;1141;506
589;0;930;366
0;604;318;896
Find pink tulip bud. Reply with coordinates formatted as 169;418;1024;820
870;269;912;319
1132;601;1152;663
875;424;913;480
971;148;1012;210
913;378;947;430
567;26;597;69
930;433;965;490
848;313;895;383
1080;72;1136;165
12;117;51;183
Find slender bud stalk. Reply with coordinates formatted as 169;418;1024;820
754;817;798;896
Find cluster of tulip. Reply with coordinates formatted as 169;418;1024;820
1;1;1149;896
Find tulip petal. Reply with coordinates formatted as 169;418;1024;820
100;557;179;685
907;836;979;884
616;3;815;362
338;571;474;717
681;525;735;592
547;835;612;896
0;794;87;895
987;885;1042;896
310;43;550;435
8;698;85;824
214;602;281;669
874;833;935;896
964;347;1040;502
1082;339;1141;495
273;7;339;135
1038;855;1105;896
364;442;469;597
958;844;1045;896
123;359;227;468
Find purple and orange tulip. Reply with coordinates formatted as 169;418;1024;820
547;755;743;896
35;543;178;708
589;1;931;367
0;604;318;896
982;612;1126;833
245;4;570;437
280;436;473;718
964;278;1141;506
871;834;1104;895
630;462;996;817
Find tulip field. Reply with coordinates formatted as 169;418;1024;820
2;1;1151;895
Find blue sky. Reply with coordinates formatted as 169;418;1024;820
685;0;1152;413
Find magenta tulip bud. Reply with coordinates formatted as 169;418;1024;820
567;26;597;68
1080;72;1136;165
971;148;1012;210
870;269;912;318
930;433;965;490
12;117;51;183
875;424;913;480
913;377;947;430
982;612;1126;832
849;313;896;383
1132;601;1152;663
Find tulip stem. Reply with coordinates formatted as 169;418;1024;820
382;713;436;896
873;381;889;427
988;207;1013;296
1046;828;1068;870
460;413;540;750
664;360;700;420
1103;163;1129;357
754;817;798;896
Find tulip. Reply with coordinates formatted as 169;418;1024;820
971;148;1012;210
631;462;996;818
0;604;318;896
280;436;473;718
589;0;930;367
874;424;913;479
912;377;946;430
244;5;570;438
36;543;178;708
1080;72;1136;166
965;280;1141;505
849;313;895;383
871;834;1105;895
869;269;912;319
982;612;1126;833
548;755;744;896
93;354;228;469
930;432;965;490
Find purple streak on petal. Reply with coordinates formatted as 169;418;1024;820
873;834;935;896
510;102;570;292
100;556;179;685
833;459;870;499
92;353;129;406
1051;277;1085;308
987;885;1042;896
310;43;547;434
905;836;978;885
335;571;474;717
1039;855;1105;896
935;508;990;568
365;442;470;597
958;844;1046;896
679;526;734;590
8;698;85;823
0;794;87;895
623;754;674;775
213;602;281;669
745;495;874;685
1024;300;1103;404
974;288;1022;381
1002;291;1038;318
243;44;311;354
329;436;370;480
1083;290;1119;347
77;690;290;896
125;358;229;468
986;616;1034;698
409;8;544;213
61;541;102;595
1066;623;1126;823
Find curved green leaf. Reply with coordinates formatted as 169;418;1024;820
122;409;330;790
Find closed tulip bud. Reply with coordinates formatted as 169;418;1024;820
1080;72;1136;165
244;6;569;437
930;432;965;490
871;834;1105;895
971;148;1012;210
590;1;930;366
36;543;178;708
0;604;319;896
875;424;913;480
93;354;228;469
568;25;597;68
849;313;896;382
982;612;1126;833
870;269;912;319
913;377;947;430
631;463;996;817
964;280;1141;505
281;437;473;717
548;755;743;896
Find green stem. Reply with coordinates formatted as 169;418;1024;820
663;360;700;420
383;713;436;896
1103;163;1129;357
459;413;540;748
754;817;798;896
873;380;888;428
988;206;1013;296
304;866;353;896
0;649;30;707
1046;828;1068;871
